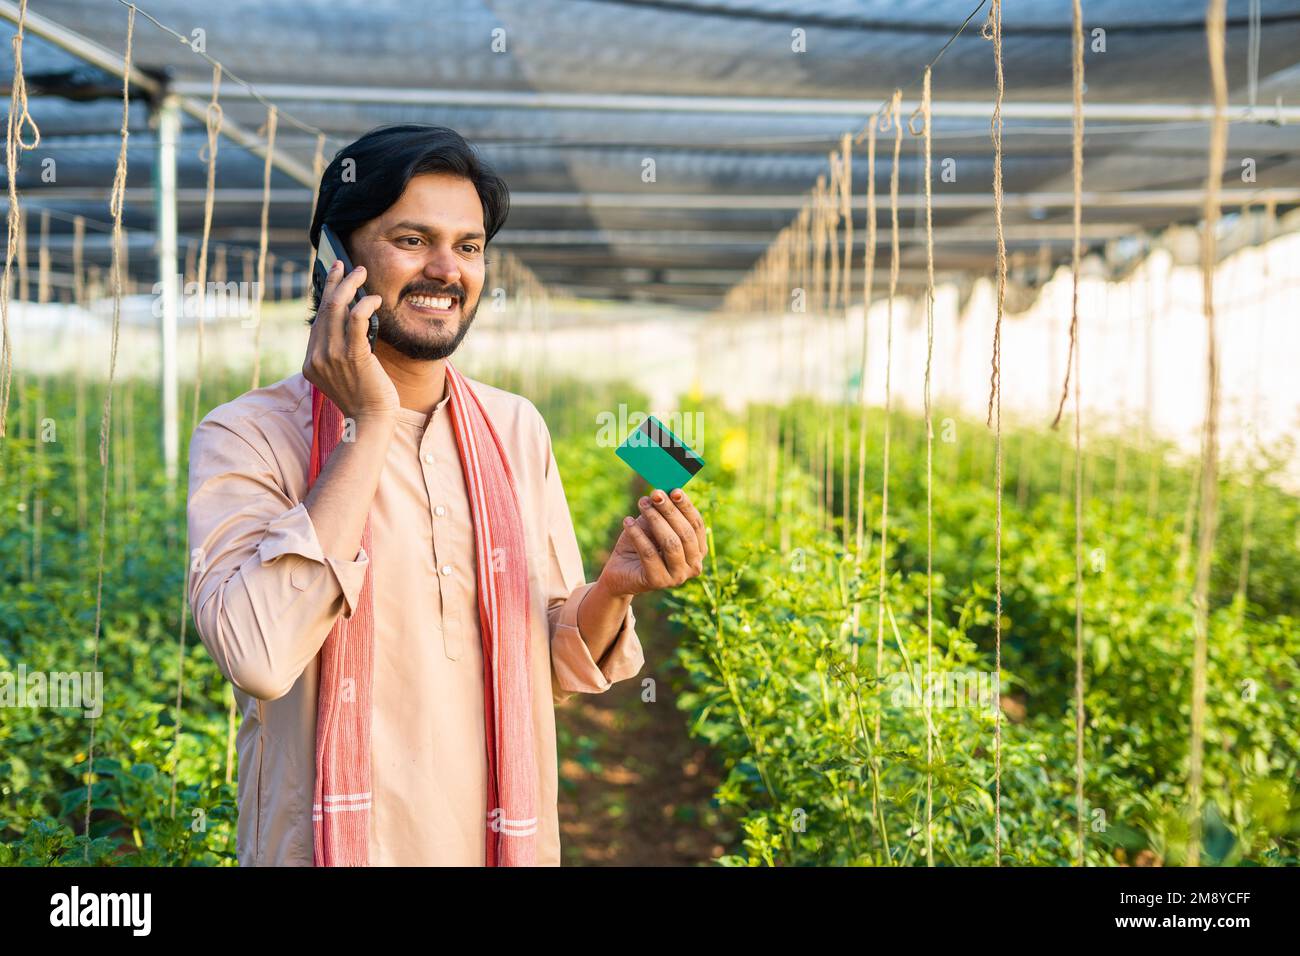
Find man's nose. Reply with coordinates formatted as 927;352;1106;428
421;245;462;286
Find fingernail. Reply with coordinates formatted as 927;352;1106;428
624;516;634;527
652;491;663;503
671;489;683;500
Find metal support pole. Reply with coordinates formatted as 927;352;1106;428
156;93;181;495
9;187;1300;211
165;82;1300;125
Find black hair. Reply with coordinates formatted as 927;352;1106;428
307;125;509;314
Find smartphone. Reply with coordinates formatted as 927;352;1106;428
313;222;378;351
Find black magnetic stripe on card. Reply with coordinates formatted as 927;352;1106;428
639;417;704;476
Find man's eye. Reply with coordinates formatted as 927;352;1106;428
460;244;481;255
399;236;424;247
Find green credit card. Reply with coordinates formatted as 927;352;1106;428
615;415;706;490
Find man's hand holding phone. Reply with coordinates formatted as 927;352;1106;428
302;258;398;423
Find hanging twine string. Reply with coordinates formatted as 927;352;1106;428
854;123;877;565
875;89;902;767
825;158;841;533
811;175;827;410
984;2;1006;431
169;61;223;821
777;230;790;541
1235;196;1275;605
191;62;223;433
71;217;89;533
826;160;841;318
812;172;830;528
250;106;278;391
37;210;50;304
85;1;135;861
781;210;798;546
1188;0;1228;870
33;210;47;302
849;124;877;680
1065;0;1088;868
982;0;1007;865
908;66;938;867
779;210;804;552
1052;1;1086;433
308;131;328;269
183;239;197;291
72;216;85;305
839;133;853;551
1;0;43;440
16;207;28;303
280;260;296;300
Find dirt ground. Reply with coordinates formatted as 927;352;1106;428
555;594;734;866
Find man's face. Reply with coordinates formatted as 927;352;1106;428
346;171;488;361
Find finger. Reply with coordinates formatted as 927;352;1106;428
346;294;383;353
309;258;344;342
637;494;689;580
336;265;370;311
321;255;345;294
649;490;700;570
625;521;669;588
669;488;708;557
323;264;368;337
316;258;345;318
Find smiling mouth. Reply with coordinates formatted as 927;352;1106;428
404;293;459;315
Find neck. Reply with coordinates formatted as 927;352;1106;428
373;342;448;416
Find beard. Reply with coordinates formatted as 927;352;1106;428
376;282;479;361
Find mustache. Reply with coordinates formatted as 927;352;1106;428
400;281;465;302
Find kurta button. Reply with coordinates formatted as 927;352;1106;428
423;453;434;464
434;505;446;517
440;564;453;575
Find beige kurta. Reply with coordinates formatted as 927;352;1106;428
185;370;645;866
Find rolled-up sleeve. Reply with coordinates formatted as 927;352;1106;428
186;416;370;702
257;501;370;619
550;581;644;700
536;417;645;705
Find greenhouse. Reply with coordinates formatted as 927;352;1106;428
1;0;1297;889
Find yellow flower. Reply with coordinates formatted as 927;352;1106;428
719;426;748;473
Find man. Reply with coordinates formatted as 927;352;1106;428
185;125;707;866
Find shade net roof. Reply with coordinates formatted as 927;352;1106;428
4;0;1299;308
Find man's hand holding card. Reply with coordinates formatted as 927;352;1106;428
597;415;709;598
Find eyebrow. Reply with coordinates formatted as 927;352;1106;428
388;220;486;241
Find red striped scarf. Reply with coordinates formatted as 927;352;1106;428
307;360;537;866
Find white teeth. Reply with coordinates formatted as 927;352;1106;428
408;295;454;309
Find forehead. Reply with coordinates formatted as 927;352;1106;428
377;171;484;232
